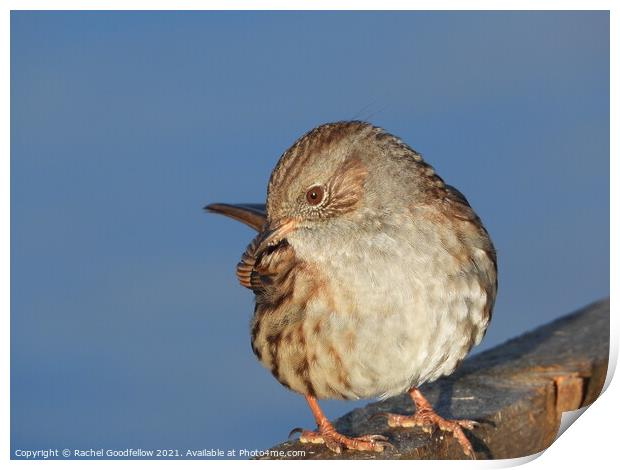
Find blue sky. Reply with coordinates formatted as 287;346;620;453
11;11;609;458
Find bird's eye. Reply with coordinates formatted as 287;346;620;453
305;186;325;206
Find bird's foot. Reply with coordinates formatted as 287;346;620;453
294;424;390;454
385;409;477;458
297;394;392;453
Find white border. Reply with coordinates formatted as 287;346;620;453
3;2;616;469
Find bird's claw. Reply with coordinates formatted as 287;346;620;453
297;428;390;453
384;411;477;459
288;427;305;440
456;419;478;430
358;434;396;450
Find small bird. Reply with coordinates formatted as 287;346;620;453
206;121;497;457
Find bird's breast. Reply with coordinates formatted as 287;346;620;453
250;220;495;400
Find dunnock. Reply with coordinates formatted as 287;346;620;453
206;121;497;457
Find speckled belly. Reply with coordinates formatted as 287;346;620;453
250;267;490;401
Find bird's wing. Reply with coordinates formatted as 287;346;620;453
204;203;267;232
237;236;295;294
443;183;498;282
236;235;261;289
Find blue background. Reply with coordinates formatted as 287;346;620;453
11;11;609;458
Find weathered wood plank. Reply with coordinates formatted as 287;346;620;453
259;299;609;460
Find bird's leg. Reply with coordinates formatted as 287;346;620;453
297;395;389;453
384;388;477;459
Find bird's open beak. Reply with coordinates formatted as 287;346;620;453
254;218;298;257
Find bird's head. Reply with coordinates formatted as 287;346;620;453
256;121;432;257
207;121;444;261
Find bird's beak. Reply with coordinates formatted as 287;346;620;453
204;202;267;232
254;218;298;257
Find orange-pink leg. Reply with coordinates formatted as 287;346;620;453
384;388;477;458
297;395;390;454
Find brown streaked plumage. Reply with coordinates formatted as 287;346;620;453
205;121;497;457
